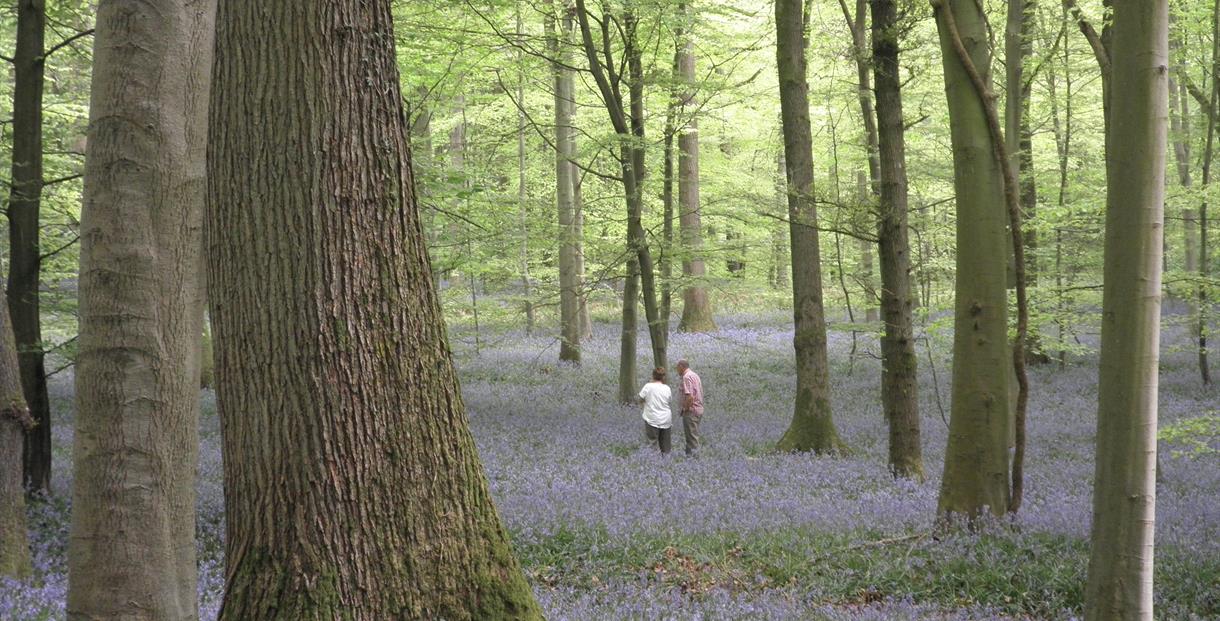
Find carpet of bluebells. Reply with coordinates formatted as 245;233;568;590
3;311;1219;620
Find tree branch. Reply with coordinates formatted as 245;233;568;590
492;70;622;183
1180;73;1218;123
39;235;80;262
1062;0;1110;75
41;28;94;60
43;173;82;187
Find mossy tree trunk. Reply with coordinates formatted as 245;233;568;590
775;0;845;454
872;0;923;480
0;290;33;578
933;0;1011;519
1084;1;1167;617
67;0;215;617
207;1;542;618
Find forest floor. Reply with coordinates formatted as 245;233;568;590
3;311;1218;620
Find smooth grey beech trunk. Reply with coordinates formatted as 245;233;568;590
933;0;1012;519
207;1;540;618
67;0;215;618
1084;1;1166;618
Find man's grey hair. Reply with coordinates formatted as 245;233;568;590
676;359;690;368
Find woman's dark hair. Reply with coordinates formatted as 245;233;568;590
652;367;666;381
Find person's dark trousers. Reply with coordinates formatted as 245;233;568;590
682;412;702;455
646;423;671;454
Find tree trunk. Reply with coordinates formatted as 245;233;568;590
575;175;593;339
409;85;442;292
0;289;33;578
6;0;51;495
575;1;666;401
933;0;1012;520
548;3;581;363
676;5;716;333
1195;0;1218;386
1007;0;1045;365
840;0;880;323
1169;39;1200;303
661;66;676;330
516;7;535;336
772;152;790;290
1048;14;1074;369
66;1;214;617
200;312;215;389
625;13;666;371
1084;1;1166;617
871;0;923;481
855;172;878;322
207;1;541;618
775;0;845;454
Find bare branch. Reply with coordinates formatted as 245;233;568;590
42;28;94;60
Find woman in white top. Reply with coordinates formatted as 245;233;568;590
637;367;673;454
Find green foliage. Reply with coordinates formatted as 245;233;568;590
512;525;1218;618
1159;412;1220;459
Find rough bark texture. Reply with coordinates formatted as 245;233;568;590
66;0;215;618
1084;2;1166;618
676;6;716;333
933;0;1012;519
6;0;52;495
0;290;33;578
548;4;581;363
775;0;845;454
871;0;923;481
208;1;541;618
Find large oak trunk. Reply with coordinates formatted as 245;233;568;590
67;0;215;617
208;2;539;618
0;290;32;578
